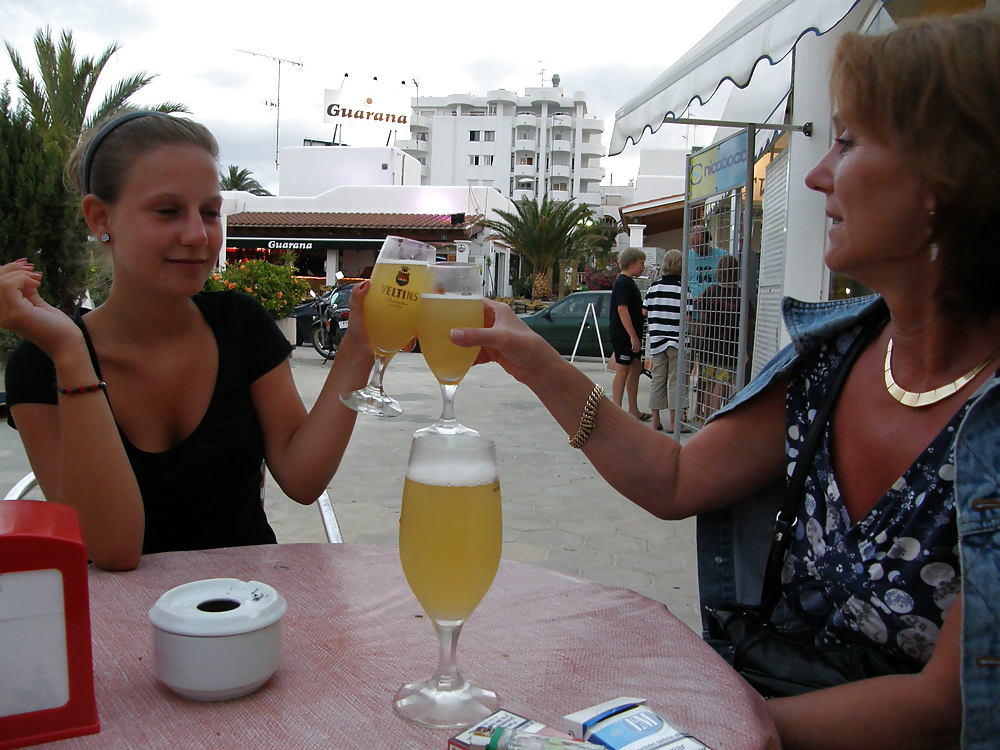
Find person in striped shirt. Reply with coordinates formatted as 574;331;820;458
643;249;690;432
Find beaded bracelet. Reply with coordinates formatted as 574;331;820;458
568;383;605;449
57;381;107;396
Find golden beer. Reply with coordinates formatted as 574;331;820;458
418;294;484;384
399;478;501;622
365;261;428;354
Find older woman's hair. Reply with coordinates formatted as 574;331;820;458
831;10;1000;317
66;112;219;201
618;247;646;271
661;249;683;276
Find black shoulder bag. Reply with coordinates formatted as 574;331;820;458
706;320;922;698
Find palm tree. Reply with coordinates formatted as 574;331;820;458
6;27;187;151
482;196;603;299
4;26;187;311
220;165;273;196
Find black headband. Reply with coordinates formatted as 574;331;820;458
78;110;166;195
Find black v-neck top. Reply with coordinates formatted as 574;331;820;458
5;291;292;553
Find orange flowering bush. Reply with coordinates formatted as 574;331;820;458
204;260;311;319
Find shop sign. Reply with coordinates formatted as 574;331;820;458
687;130;747;201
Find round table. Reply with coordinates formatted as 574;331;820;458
44;543;778;749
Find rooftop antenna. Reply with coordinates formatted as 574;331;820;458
237;48;303;171
538;61;546;86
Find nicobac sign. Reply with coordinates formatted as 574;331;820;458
687;130;747;201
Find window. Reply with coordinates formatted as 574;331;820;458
483;155;494;166
469;131;481;141
418;157;426;165
469;155;480;166
487;104;497;116
484;131;495;142
416;132;428;141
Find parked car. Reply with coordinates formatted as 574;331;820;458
519;290;612;357
292;284;354;346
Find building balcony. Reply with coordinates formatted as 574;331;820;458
577;166;604;181
513;163;537;177
514;138;537;152
549;164;571;179
580;116;603;132
551;115;575;128
550;139;572;152
487;89;518;104
396;139;429;153
513;188;535;201
579;141;603;157
514;113;539;128
409;114;432;129
548;189;571;202
576;192;602;205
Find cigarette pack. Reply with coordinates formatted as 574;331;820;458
449;709;574;750
562;698;711;750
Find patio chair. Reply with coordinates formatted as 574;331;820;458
2;471;42;501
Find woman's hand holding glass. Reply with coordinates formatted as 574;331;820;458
416;262;484;435
340;236;435;417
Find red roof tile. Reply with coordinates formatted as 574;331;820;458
226;212;477;229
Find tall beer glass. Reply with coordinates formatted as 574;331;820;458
393;432;501;728
416;262;483;435
340;236;435;417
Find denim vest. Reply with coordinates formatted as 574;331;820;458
695;295;999;749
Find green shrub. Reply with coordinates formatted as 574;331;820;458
205;260;311;319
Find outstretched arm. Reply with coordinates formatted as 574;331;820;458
250;282;374;503
451;300;787;520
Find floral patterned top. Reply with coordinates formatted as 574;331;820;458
781;324;969;664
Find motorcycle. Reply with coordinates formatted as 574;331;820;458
309;284;354;360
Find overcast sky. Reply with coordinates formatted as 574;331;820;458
2;0;742;194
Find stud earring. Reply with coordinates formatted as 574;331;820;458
99;233;111;244
929;242;940;262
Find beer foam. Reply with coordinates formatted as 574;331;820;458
407;452;498;487
381;259;429;266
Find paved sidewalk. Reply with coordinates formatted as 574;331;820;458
0;347;702;632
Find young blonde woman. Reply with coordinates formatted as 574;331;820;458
1;112;373;570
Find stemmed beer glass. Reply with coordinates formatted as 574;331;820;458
340;236;435;417
393;432;502;728
416;262;484;435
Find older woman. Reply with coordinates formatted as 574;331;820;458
453;11;1000;750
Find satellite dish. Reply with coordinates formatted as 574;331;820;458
615;232;630;252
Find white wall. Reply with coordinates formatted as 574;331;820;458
633;148;687;204
278;146;420;196
781;0;874;330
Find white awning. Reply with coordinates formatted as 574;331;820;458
610;0;866;155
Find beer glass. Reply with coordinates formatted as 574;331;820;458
340;236;435;417
393;432;502;728
416;262;483;435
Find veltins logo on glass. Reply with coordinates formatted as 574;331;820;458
396;265;411;287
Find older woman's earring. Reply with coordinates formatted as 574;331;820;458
99;233;111;244
929;242;940;262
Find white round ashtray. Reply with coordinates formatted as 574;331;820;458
149;578;287;701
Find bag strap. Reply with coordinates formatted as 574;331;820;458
757;317;884;619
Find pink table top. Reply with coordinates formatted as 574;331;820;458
40;543;778;749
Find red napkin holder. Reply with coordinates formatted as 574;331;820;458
0;501;99;749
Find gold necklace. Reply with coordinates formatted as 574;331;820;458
884;338;997;408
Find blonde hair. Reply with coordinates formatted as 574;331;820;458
831;10;1000;317
661;249;682;276
618;247;646;271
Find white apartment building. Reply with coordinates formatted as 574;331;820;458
397;80;606;214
